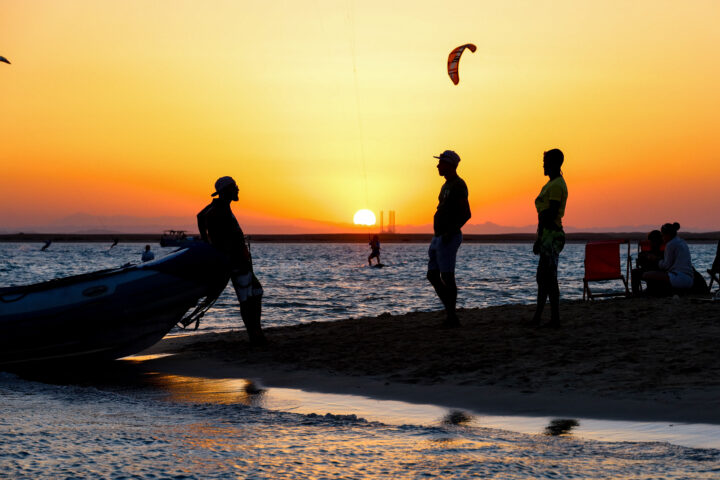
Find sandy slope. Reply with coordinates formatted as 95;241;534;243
141;296;720;423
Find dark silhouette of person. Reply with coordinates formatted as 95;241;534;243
427;150;471;328
642;222;693;295
368;235;381;266
110;237;119;249
197;176;266;346
41;240;52;251
631;230;664;294
141;245;155;262
529;149;568;328
709;240;720;291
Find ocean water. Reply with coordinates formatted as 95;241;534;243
2;241;719;478
1;241;717;333
2;365;720;479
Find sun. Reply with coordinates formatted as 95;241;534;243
353;209;376;226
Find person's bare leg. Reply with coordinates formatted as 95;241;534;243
532;283;547;324
440;271;459;326
240;296;266;346
427;269;448;308
642;270;671;296
530;258;547;325
548;276;560;326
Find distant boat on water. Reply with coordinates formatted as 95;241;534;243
0;243;229;367
160;230;195;247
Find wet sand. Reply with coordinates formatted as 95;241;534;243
140;296;720;424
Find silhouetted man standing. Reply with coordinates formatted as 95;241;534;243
427;150;471;328
197;176;266;346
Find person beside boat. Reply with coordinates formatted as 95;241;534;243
197;176;267;346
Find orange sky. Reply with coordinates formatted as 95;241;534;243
1;0;719;232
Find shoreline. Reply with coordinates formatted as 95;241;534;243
140;297;720;425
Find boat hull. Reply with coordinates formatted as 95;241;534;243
0;244;230;366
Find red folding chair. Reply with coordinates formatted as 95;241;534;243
583;240;631;300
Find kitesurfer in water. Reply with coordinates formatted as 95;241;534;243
41;240;52;251
427;150;471;328
368;235;381;266
197;176;266;346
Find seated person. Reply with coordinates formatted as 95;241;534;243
642;222;693;295
631;230;664;294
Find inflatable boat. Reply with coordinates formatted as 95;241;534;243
0;243;230;367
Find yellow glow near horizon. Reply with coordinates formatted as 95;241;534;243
353;209;376;226
1;1;719;232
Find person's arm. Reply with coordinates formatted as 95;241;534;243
197;205;211;243
658;241;675;271
458;197;471;229
533;200;560;254
539;201;561;231
441;187;471;241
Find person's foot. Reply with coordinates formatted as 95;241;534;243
248;332;268;347
440;321;460;329
441;313;461;329
522;315;542;327
542;319;561;329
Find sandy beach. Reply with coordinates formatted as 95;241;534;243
140;296;720;424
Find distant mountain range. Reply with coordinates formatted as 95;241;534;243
0;214;716;235
399;221;716;234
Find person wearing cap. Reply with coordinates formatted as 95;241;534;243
197;176;266;346
427;150;471;328
529;148;568;328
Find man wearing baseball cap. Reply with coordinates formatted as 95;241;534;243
427;150;472;328
197;176;266;346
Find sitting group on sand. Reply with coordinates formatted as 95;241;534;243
195;146;715;344
632;224;713;296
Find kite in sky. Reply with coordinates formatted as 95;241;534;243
447;44;475;85
0;56;10;65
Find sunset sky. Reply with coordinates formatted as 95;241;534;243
1;0;719;232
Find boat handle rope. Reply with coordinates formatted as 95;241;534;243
0;293;27;303
177;286;224;331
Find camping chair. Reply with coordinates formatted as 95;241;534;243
583;240;631;300
709;240;720;292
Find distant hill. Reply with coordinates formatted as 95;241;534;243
2;213;717;235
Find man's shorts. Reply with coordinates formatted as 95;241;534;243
536;252;559;283
231;271;264;303
428;233;463;273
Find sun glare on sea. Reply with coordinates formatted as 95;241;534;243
353;209;376;226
